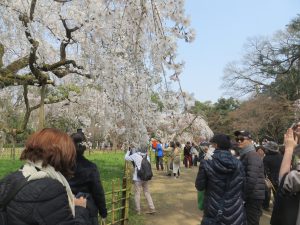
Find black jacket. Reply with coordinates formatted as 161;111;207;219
68;155;107;218
184;146;191;156
263;152;283;188
271;173;300;225
240;150;265;200
0;171;89;225
195;150;246;225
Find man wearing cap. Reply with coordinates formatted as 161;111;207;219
234;130;265;225
262;141;283;211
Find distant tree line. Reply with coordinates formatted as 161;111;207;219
193;15;300;143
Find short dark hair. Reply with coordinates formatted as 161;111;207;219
20;128;76;178
210;134;231;150
169;141;175;148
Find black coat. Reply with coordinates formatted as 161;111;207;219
0;171;89;225
240;150;265;200
68;155;107;219
263;152;283;188
195;150;246;225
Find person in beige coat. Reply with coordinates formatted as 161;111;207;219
172;142;181;178
164;141;175;176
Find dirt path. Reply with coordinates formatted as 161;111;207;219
141;166;272;225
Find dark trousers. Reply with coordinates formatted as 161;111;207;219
245;199;263;225
262;186;271;209
184;155;192;168
155;156;164;170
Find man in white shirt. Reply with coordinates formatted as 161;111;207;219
125;147;156;215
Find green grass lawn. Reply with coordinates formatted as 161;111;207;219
0;150;144;225
0;151;125;190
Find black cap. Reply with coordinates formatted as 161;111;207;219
234;130;253;139
210;134;231;150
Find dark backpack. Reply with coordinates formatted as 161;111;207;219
137;156;153;181
0;172;30;225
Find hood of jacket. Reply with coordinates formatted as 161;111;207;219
209;149;238;174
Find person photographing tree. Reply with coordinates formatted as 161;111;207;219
271;122;300;225
68;129;107;225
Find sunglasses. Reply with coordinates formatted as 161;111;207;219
235;137;249;143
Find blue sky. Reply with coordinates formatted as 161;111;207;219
177;0;300;103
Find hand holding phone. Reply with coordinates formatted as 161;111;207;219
290;122;300;144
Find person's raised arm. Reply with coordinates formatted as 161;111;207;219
279;128;298;181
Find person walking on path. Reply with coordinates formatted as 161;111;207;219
68;131;107;225
164;141;175;176
125;146;156;215
195;134;246;225
155;140;164;171
190;142;199;166
183;141;192;168
234;130;265;225
171;141;181;178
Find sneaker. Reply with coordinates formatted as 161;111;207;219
145;209;156;214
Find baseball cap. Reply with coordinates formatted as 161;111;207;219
234;130;253;139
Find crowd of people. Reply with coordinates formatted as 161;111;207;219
135;122;300;225
195;122;300;225
1;122;300;225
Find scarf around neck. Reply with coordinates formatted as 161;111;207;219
20;160;75;216
239;144;255;157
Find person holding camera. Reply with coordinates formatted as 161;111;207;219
271;123;300;225
68;130;107;225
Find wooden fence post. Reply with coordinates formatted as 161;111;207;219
124;177;130;225
121;177;128;225
111;180;115;224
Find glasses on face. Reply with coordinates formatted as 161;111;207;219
235;137;248;143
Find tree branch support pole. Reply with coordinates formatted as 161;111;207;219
38;84;46;130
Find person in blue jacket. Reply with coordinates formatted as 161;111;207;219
155;140;164;171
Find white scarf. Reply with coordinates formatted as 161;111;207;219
20;160;75;216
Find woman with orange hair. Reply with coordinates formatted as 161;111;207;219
0;128;89;225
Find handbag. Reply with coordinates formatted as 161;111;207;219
265;178;272;189
265;177;276;193
198;191;204;210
